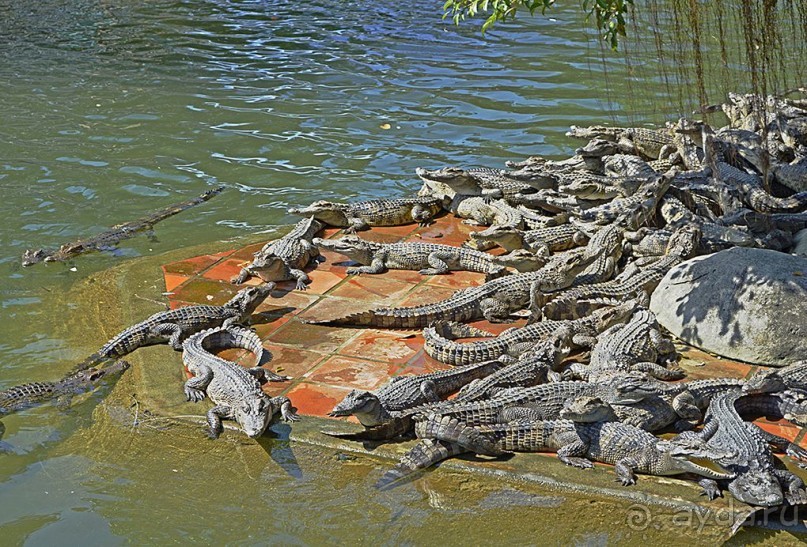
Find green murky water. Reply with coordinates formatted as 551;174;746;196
0;0;805;544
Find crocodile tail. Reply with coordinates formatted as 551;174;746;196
374;439;467;489
423;321;500;366
198;326;265;365
415;413;506;456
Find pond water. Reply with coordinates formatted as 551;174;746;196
0;0;801;544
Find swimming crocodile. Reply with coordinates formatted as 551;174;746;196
22;186;224;266
0;360;130;418
306;249;593;328
288;197;442;233
327;360;505;427
313;235;509;278
84;284;272;367
231;217;324;289
181;326;296;439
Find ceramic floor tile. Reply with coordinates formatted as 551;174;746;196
338;330;422;364
395;285;458;308
305;355;397;390
677;346;755;380
202;258;249;284
754;420;801;445
397;350;453;375
425;270;487;289
296;296;377;323
169;278;238;306
263;344;326;379
328;275;414;302
229;242;265;261
163;273;190;293
162;255;220;276
269;321;360;355
285;382;353;417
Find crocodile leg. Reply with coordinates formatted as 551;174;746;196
347;257;386;275
345;217;370;233
697;478;724;500
184;363;214;402
150;323;184;350
556;440;594;469
247;367;291;383
272;396;300;422
614;457;640;486
419;252;452;275
288;268;311;291
758;429;807;461
773;469;807;495
419;380;441;403
206;404;232;439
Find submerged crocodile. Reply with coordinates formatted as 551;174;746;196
307;249;592;328
231;217;324;289
182;326;295;439
313;236;509;278
288;197;442;233
22;186;224;266
0;360;130;419
84;285;272;367
327;360;505;427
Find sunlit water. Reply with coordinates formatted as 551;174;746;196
0;0;794;543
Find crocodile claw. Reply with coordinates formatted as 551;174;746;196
184;387;206;403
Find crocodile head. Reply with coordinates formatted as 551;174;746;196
665;223;702;258
742;368;786;394
21;248;49;267
245;255;289;283
559;396;618;422
328;390;384;427
224;284;274;318
655;436;736;481
313;236;373;264
729;474;785;507
415;167;481;195
469;224;522;247
66;359;131;389
288;201;349;226
234;395;274;438
590;299;641;332
577;138;620;158
606;373;659;404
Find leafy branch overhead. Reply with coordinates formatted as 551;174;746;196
442;0;634;49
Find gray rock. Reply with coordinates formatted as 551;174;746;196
793;228;807;257
650;247;807;366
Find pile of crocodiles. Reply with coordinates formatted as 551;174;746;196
5;90;807;513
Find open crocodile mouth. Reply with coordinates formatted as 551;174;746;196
678;457;735;480
327;408;356;418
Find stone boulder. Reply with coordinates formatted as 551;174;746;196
650;247;807;366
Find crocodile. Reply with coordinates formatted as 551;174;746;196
182;326;296;439
575;173;672;229
566;125;675;160
322;374;658;441
423;299;638;366
22;186;224;266
451;332;571;402
454;196;526;229
307;249;593;328
231;217;324;288
413;404;732;486
743;361;807;395
603;154;659;179
0;359;130;419
327;360;505;427
288;197;442;233
542;223;701;319
571;309;682;383
312;236;509;278
414;166;548;201
512;189;605;214
468;223;589;255
84;284;272;367
705;133;807;213
678;389;805;506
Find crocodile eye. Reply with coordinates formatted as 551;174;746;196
242;404;251;414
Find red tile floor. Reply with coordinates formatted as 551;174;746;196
161;214;807;447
